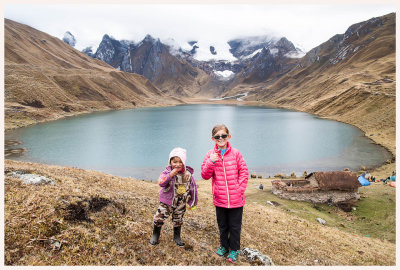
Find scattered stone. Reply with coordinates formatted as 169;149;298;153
316;218;326;225
48;236;62;251
352;207;357;211
241;247;274;266
11;171;56;185
267;201;280;207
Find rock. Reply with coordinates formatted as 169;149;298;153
267;201;280;207
11;171;56;185
316;218;326;225
241;247;274;266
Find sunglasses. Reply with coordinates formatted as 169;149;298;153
213;134;229;140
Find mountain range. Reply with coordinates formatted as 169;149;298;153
80;33;303;96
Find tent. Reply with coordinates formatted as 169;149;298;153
358;174;371;186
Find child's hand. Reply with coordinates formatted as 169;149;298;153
210;153;219;162
170;167;180;177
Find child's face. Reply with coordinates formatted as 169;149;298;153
212;129;231;149
170;157;183;170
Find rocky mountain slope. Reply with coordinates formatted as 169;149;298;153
229;13;396;156
231;37;300;85
92;34;210;97
4;19;181;130
84;34;303;96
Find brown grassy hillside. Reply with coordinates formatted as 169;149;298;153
4;160;395;266
4;19;182;130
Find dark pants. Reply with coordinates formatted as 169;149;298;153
215;206;243;251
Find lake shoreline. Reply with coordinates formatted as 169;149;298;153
4;98;395;180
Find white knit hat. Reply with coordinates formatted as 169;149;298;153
169;147;187;166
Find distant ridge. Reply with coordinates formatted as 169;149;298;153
4;19;181;129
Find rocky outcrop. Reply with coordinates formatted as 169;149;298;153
62;31;76;47
91;34;209;97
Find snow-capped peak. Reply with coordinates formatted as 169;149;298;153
62;31;76;47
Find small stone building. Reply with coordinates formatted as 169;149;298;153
271;171;361;204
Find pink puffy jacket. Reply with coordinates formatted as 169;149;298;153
201;142;249;208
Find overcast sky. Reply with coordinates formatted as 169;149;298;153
4;3;396;60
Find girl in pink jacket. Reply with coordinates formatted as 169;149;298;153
201;124;248;263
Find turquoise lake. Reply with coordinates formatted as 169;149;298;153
5;104;392;180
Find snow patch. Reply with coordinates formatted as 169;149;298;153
192;41;237;62
270;48;279;56
214;70;234;78
285;50;306;58
243;48;262;59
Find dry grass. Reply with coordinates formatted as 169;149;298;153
4;160;395;266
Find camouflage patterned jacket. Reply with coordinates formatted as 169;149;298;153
157;165;198;207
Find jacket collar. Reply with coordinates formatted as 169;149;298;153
214;141;231;155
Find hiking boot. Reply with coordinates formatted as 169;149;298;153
173;226;185;247
216;246;229;256
227;250;239;263
149;225;161;245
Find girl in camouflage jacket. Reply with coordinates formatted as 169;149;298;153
149;147;198;246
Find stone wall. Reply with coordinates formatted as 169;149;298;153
271;187;360;204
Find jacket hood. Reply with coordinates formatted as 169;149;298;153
169;147;187;166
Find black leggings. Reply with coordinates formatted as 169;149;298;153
215;206;243;251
